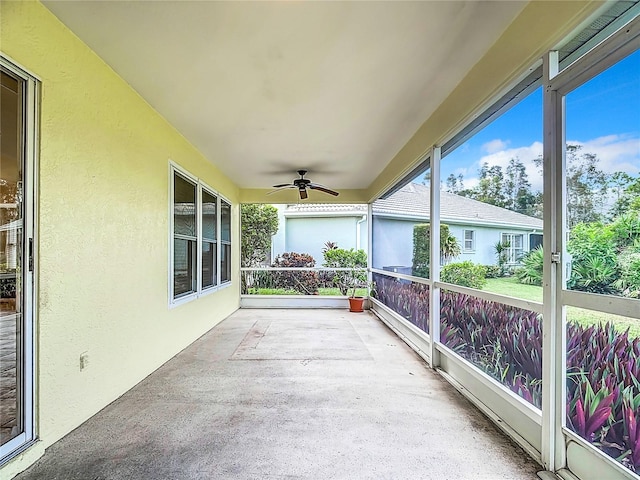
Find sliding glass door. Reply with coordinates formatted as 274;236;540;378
0;60;36;463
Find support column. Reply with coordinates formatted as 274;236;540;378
429;146;441;368
541;50;567;472
367;203;373;288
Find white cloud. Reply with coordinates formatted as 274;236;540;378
476;141;544;191
481;139;509;154
567;134;640;175
459;135;639;193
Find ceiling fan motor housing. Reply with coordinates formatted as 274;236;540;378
268;169;339;199
293;178;311;187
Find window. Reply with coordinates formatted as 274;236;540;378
201;189;217;289
220;200;231;283
170;164;231;304
463;230;475;251
501;233;523;264
173;173;197;297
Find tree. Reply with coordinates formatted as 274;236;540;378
504;158;537;215
609;174;640;218
452;157;541;217
473;162;507;207
240;204;279;267
412;223;460;278
445;173;464;194
444;146;621;223
566;144;609;228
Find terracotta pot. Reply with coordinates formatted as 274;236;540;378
348;296;365;313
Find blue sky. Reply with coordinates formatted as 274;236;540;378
431;49;640;192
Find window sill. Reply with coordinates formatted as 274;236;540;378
169;282;233;309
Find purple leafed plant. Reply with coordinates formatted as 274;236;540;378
566;376;615;441
373;273;430;333
373;277;640;473
623;404;640;468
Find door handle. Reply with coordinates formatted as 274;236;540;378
28;237;33;272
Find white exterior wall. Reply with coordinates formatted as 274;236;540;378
372;217;415;270
272;213;368;265
449;224;534;265
373;216;537;270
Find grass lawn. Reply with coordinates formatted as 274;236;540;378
484;277;640;338
484;277;542;302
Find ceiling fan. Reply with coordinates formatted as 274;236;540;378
268;170;339;200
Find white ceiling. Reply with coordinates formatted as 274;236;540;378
43;1;527;191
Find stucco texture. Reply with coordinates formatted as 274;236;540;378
1;2;240;476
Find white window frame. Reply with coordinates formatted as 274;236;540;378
219;199;232;285
501;232;524;264
463;229;475;252
172;169;198;301
200;184;218;292
169;161;231;307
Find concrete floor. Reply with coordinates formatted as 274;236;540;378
15;309;541;480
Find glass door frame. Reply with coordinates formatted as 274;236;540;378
542;16;640;479
0;55;38;464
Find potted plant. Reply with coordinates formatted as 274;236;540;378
322;246;369;312
346;271;369;312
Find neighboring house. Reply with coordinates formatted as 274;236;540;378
372;183;543;270
271;204;368;265
272;182;542;270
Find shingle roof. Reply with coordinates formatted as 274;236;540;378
373;183;543;229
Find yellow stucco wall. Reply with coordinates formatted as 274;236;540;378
1;2;240;476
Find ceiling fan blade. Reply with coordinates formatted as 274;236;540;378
299;188;308;200
266;186;295;195
309;184;339;196
272;183;293;188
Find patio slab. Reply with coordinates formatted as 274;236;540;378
14;309;540;479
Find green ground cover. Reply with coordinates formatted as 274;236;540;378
484;277;640;338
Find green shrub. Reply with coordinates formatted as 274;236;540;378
483;265;503;278
610;212;640;248
412;265;430;278
516;247;544;286
567;222;619;294
570;255;618;294
412;224;430;277
271;252;319;295
615;249;640;297
412;223;460;278
440;261;487;289
322;247;367;296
